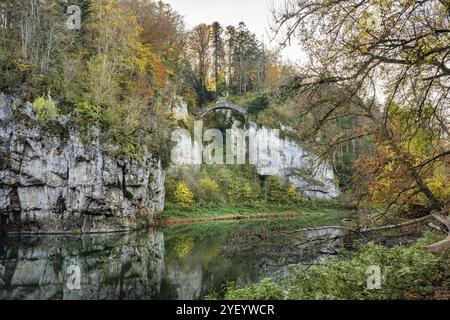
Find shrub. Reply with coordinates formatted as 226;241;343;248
174;181;194;208
165;176;178;202
224;279;284;300
70;103;104;143
228;178;258;203
246;95;269;114
72;102;103;128
178;118;191;130
198;178;220;202
32;96;59;124
283;185;300;204
266;176;285;203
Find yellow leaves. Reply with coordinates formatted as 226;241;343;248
355;133;448;211
124;41;151;73
426;178;450;203
283;185;300;204
174;236;194;260
388;104;440;165
205;77;216;92
174;182;194;208
426;163;450;204
198;178;220;201
86;0;169;101
89;0;141;56
358;45;370;54
91;0;119;18
265;63;283;88
12;59;30;72
32;96;59;124
354;7;380;42
148;53;168;89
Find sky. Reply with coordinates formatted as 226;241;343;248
164;0;305;63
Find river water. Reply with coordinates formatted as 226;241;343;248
0;215;352;300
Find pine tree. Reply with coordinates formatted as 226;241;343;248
211;21;225;96
225;25;237;91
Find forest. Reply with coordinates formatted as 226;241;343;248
0;0;448;301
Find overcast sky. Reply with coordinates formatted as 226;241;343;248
164;0;305;62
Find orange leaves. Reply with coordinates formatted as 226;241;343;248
354;145;414;207
148;53;168;90
353;136;449;210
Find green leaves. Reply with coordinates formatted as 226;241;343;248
32;96;60;125
224;279;285;300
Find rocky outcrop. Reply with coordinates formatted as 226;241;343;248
251;124;339;199
0;93;165;234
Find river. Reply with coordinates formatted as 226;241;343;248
0;214;353;300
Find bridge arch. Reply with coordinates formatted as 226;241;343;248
194;102;248;120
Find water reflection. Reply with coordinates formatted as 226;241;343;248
0;231;165;300
0;218;350;300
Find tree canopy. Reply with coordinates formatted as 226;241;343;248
270;0;449;212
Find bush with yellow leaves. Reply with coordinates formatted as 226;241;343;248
174;181;194;208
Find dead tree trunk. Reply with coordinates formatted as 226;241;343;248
427;213;450;253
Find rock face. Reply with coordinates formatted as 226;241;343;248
0;93;165;234
250;124;339;199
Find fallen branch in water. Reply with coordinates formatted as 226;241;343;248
272;226;358;237
241;215;446;251
360;215;432;233
356;213;450;253
272;216;432;238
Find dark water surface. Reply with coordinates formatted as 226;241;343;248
0;215;350;300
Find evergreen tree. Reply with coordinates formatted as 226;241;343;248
211;21;225;96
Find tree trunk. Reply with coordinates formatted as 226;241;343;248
427;236;450;253
363;105;443;212
380;127;443;211
427;213;450;253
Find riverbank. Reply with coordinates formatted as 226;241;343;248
156;203;352;226
218;231;449;300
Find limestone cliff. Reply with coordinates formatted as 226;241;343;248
171;100;339;199
0;93;165;234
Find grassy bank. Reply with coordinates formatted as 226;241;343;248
157;202;351;225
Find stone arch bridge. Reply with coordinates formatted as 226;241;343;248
193;102;248;120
